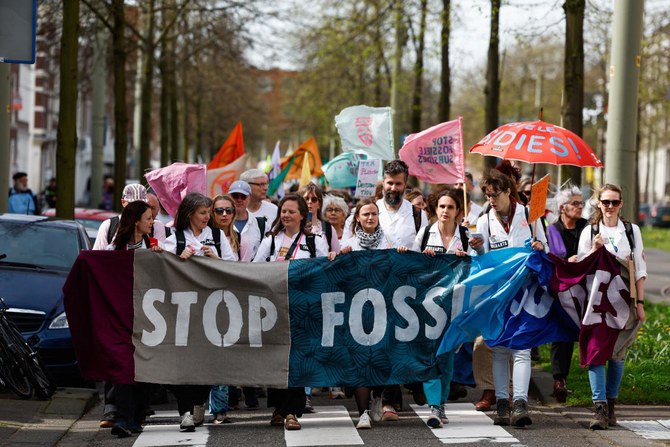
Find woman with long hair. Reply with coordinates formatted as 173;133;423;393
577;184;646;430
252;193;328;430
209;195;252;262
299;183;340;253
109;201;162;251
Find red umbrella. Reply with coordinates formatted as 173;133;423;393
470;120;603;168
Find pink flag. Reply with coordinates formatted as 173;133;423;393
144;163;207;218
399;117;465;184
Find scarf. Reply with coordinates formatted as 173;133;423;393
356;225;384;250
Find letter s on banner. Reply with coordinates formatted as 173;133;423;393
248;296;278;348
321;292;345;347
423;287;448;340
393;285;419;342
141;289;167;347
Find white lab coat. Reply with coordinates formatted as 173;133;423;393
164;226;236;261
475;202;547;253
253;230;329;262
248;201;279;234
577;220;647;281
412;223;472;254
236;215;262;261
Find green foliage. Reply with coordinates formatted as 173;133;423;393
535;302;670;405
640;228;670;252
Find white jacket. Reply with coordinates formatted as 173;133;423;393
341;233;393;251
475;202;547;253
412;223;471;254
236;215;262;261
164;226;236;261
253;230;329;262
577;220;647;281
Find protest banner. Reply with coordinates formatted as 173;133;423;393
398;117;465;184
354;159;380;198
528;174;550;223
335;105;394;161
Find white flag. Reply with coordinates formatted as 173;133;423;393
335;105;394;161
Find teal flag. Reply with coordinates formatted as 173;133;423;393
322;153;367;188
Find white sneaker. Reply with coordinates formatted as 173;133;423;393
180;412;195;432
426;406;443;428
370;397;383;422
356;410;372;429
439;404;449;424
193;404;205;426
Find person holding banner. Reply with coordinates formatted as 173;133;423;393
209;195;252;261
252;193;329;430
546;186;588;403
577;184;646;430
469;170;546;427
299;183;340;252
406;188;470;428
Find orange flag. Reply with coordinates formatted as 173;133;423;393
208;122;244;169
280;137;323;180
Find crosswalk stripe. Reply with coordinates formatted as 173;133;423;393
619;420;670;440
284;405;364;446
410;403;519;444
132;424;209;447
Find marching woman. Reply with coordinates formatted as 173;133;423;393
331;198;394;429
577;184;646;430
322;194;350;242
300;183;340;253
252;193;329;430
164;193;235;432
105;201;161;438
210;194;252;261
403;188;470;428
469;169;547;427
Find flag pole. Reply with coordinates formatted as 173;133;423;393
531;108;542;242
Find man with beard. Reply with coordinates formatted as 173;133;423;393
8;172;39;215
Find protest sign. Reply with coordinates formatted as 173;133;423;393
354;159;380;198
528;174;550;223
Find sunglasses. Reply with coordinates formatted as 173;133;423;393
600;199;622;207
569;201;584;207
214;207;234;215
231;193;247;200
304;196;320;203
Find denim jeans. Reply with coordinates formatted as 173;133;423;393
588;359;625;402
492;346;531;402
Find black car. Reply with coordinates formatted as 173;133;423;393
0;214;91;381
650;203;670;228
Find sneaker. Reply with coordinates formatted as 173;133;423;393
304;395;315;413
426;406;443;428
99;412;116;428
329;387;345;399
356;410;372;429
370;397;383;422
214;412;231;424
511;399;532;427
129;422;144;433
439;404;449;424
180;412;195;432
110;421;132;438
193;404;205;426
494;399;510;426
381;405;399;421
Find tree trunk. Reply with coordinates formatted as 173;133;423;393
410;0;427;132
159;43;169;166
561;0;585;186
139;0;156;177
112;0;128;212
438;0;450;122
484;0;501;172
56;0;79;220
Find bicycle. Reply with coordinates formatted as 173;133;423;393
0;297;56;399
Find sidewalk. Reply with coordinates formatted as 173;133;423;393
530;366;670;446
0;387;98;447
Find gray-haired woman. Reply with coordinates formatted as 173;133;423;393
322;194;350;241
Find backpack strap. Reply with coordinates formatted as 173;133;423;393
322;221;333;251
165;226;172;237
149;224;154;238
412;205;421;233
256;216;267;238
143;234;151;248
621;218;635;251
176;229;186;256
420;226;431;252
107;216;120;245
459;225;469;251
266;235;276;262
211;228;222;257
306;234;317;258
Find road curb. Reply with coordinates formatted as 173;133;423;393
6;387;98;446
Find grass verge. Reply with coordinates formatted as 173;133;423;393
640;227;670;252
534;301;670;406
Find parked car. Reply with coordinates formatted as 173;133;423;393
650;203;670;228
42;207;119;245
0;214;91;382
639;203;651;226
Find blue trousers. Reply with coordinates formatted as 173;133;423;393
588;359;625;402
423;351;454;407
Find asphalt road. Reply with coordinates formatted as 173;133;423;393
644;248;670;304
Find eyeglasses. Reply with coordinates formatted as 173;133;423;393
485;191;502;199
214;207;234;215
304;196;320;203
600;199;622;207
248;182;269;188
523;190;532;197
231;193;247;200
569;201;584;207
325;207;342;213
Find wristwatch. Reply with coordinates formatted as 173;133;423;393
636;299;644;305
